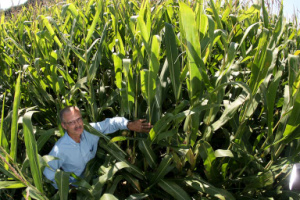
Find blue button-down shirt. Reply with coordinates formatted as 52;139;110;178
43;117;129;188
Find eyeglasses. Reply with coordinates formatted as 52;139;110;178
64;117;83;126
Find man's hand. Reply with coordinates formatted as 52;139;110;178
127;119;153;133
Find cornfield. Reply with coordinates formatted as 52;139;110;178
1;0;300;199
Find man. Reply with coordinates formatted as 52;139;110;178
43;106;152;188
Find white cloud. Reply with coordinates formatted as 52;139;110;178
0;0;28;10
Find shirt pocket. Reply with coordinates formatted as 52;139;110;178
82;144;95;162
88;144;96;160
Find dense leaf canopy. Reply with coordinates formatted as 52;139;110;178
1;0;300;199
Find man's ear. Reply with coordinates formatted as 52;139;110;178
61;122;66;130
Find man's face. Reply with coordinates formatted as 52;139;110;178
61;107;84;137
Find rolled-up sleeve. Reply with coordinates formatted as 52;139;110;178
90;117;129;134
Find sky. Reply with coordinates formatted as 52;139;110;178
0;0;28;10
281;0;300;21
0;0;300;20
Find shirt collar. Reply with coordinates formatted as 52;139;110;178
65;131;86;144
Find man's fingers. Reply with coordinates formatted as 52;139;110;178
128;119;153;133
139;119;147;123
141;123;152;129
140;122;153;133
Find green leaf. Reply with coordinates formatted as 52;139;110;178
109;136;129;143
113;53;123;89
150;154;173;184
5;37;31;58
101;143;144;180
10;74;21;162
84;123;126;155
185;175;235;200
138;139;157;168
55;170;70;200
158;179;191;200
125;193;149;200
137;7;150;56
106;175;123;194
242;171;274;190
41;155;58;169
263;57;284;153
149;113;174;142
268;1;284;49
143;35;161;122
179;2;203;103
165;23;181;101
288;55;300;95
71;173;92;190
92;162;132;198
283;78;300;137
0;181;26;189
156;129;177;142
237;4;260;22
209;0;223;29
38;15;62;48
262;0;269;28
122;59;135;116
122;172;141;193
85;0;102;43
0;91;9;152
212;92;248;131
238;22;260;50
196;140;217;181
23;111;44;192
248;29;270;94
37;128;55;152
100;193;118;200
26;187;47;200
214;149;234;158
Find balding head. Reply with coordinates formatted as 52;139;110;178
60;106;81;122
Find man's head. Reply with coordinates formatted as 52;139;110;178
60;106;84;138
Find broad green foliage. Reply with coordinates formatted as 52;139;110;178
1;0;300;199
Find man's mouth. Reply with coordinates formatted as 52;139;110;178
75;126;82;131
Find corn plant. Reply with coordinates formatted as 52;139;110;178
1;0;300;199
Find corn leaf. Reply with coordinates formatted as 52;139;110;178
268;1;284;49
179;2;202;103
88;24;108;82
23;111;44;192
55;170;70;200
214;149;234;158
197;140;218;181
122;59;135;116
185;176;235;200
0;181;26;189
38;15;62;48
85;0;102;43
36;129;55;152
248;29;270;94
158;179;191;200
26;187;47;200
262;0;269;28
101;143;144;180
138;139;157;169
288;55;299;95
0;92;9;152
113;53;122;89
283;76;300;137
150;154;173;184
165;23;181;101
10;74;21;162
125;193;149;200
100;193;118;200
